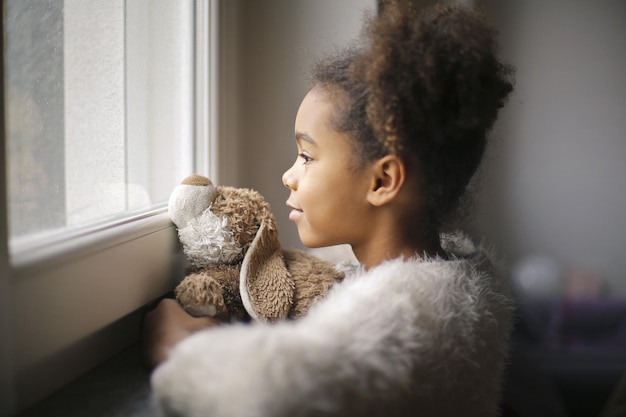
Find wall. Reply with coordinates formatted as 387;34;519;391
475;0;626;295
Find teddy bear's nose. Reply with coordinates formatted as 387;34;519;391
182;174;212;187
169;175;218;228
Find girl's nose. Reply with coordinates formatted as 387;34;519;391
282;165;296;190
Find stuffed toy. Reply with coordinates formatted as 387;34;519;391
168;174;345;322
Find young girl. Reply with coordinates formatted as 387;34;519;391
145;2;514;416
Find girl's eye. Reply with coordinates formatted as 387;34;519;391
299;153;313;164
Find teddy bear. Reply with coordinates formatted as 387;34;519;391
168;174;346;322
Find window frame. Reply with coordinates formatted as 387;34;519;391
1;7;17;412
0;0;221;412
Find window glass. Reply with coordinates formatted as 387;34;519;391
5;0;196;245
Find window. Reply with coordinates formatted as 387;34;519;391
5;0;209;254
2;0;217;411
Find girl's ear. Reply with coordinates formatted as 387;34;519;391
366;155;406;207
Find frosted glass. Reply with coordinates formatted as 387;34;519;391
5;0;196;242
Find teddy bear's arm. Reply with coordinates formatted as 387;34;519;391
175;265;246;320
282;249;345;319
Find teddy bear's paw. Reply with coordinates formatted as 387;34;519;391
175;273;227;318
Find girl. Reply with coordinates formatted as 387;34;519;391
145;2;514;416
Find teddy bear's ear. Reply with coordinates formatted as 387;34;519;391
239;219;295;322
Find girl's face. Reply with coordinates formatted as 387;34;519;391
282;87;373;248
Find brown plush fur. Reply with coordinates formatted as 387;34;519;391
210;186;273;252
284;249;345;318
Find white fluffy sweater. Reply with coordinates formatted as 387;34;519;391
151;233;513;417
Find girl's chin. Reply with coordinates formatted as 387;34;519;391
296;231;318;249
297;231;334;249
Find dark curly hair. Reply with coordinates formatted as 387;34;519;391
311;1;514;233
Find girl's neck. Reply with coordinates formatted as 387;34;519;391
352;226;444;269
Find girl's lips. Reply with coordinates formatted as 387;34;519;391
288;209;302;221
286;202;303;221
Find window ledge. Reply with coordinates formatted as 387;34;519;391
10;207;171;271
11;211;183;411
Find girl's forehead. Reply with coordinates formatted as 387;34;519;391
296;86;348;127
295;89;335;131
295;90;353;147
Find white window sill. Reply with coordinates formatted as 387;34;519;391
10;210;182;410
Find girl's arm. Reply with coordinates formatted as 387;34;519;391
150;263;426;417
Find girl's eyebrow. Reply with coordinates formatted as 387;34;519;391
295;132;316;145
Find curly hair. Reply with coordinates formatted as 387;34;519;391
311;1;514;232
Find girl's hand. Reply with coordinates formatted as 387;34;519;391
142;298;221;369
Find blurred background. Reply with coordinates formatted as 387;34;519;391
475;0;626;299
